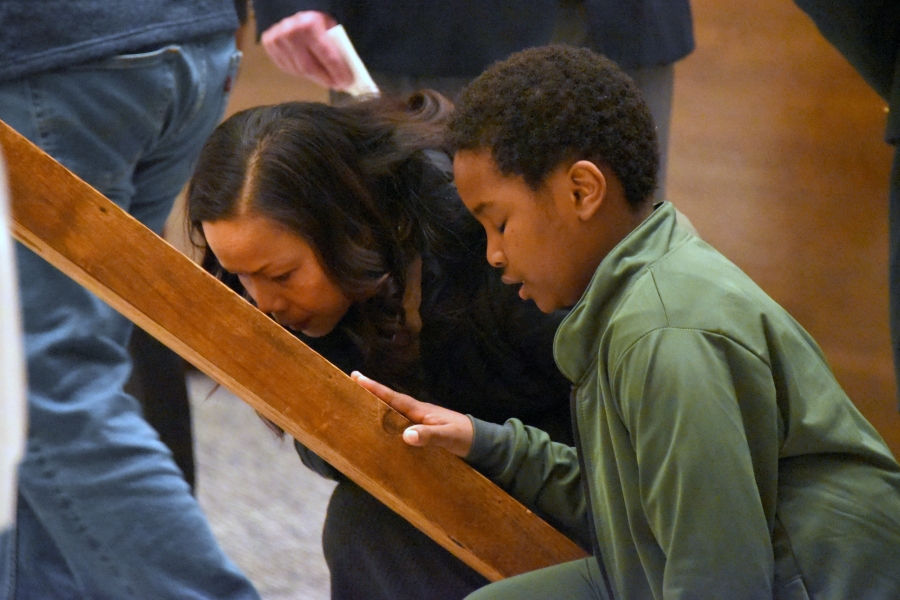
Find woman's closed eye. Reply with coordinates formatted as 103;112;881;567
270;270;294;284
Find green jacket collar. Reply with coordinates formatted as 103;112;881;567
553;201;690;384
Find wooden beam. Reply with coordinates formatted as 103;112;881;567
0;119;588;581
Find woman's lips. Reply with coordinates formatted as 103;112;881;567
273;313;308;332
286;320;308;332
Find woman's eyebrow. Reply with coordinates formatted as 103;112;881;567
220;262;272;277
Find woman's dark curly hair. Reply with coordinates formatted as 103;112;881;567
447;44;658;207
186;91;477;389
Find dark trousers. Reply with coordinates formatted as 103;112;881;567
323;480;488;599
126;327;195;491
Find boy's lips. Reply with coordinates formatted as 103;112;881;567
500;275;530;300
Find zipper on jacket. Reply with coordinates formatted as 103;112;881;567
571;386;616;599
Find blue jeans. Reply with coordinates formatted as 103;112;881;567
0;33;260;599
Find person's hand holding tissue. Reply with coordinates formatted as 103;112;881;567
261;10;355;90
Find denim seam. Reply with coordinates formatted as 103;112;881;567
32;448;136;597
22;81;52;159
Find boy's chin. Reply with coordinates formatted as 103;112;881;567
511;281;567;313
527;290;563;314
534;300;567;314
527;287;579;314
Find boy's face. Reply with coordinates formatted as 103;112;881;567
453;150;600;313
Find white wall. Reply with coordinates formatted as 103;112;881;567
0;151;26;529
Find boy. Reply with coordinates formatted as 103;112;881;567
352;45;900;599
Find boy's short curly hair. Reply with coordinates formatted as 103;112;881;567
447;44;658;207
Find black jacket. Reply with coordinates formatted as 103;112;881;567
253;0;693;77
292;153;574;479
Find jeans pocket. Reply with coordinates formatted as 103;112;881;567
71;45;181;72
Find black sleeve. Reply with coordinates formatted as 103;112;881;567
792;0;900;144
293;439;347;481
288;326;360;480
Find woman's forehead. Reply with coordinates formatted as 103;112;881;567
202;216;310;272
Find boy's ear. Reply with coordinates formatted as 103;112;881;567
568;160;606;220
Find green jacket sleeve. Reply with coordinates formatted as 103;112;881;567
466;417;591;549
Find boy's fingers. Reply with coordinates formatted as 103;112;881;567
351;372;472;456
402;427;422;445
351;371;391;397
406;425;441;447
351;371;419;414
403;424;472;458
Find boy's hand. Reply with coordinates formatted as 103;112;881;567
351;372;474;457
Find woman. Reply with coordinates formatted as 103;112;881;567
185;92;584;599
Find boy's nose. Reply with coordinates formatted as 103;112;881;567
486;243;507;269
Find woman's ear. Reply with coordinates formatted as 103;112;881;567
568;160;607;220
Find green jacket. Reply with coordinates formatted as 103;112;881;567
467;202;900;599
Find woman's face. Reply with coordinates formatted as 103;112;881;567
202;214;354;338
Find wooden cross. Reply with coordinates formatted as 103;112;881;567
0;119;588;582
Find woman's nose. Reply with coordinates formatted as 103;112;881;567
245;279;285;315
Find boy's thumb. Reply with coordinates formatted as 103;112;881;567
402;427;423;445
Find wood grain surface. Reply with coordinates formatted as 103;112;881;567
0;118;588;581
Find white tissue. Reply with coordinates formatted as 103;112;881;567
325;24;380;97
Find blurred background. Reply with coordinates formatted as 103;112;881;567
188;0;898;597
